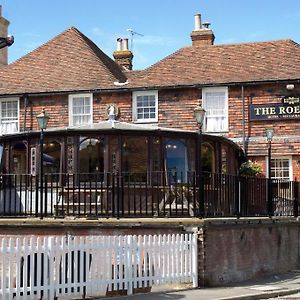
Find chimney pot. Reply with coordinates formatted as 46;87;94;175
117;38;123;51
194;13;202;31
191;13;215;46
124;38;129;51
202;22;211;29
113;37;134;70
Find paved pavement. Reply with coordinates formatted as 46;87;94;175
95;270;300;300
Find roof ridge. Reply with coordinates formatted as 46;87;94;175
144;46;190;72
72;28;127;82
213;38;296;48
9;26;78;65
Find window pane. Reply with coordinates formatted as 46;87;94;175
135;93;157;121
123;136;148;182
203;89;227;132
270;158;290;180
165;139;188;183
71;95;92;125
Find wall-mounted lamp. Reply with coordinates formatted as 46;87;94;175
0;35;14;49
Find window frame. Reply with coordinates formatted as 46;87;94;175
132;90;158;123
0;97;20;134
266;156;293;181
202;86;228;133
68;93;93;127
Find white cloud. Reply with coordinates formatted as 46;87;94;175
133;35;175;46
91;27;105;37
249;31;265;38
22;32;42;38
220;37;237;44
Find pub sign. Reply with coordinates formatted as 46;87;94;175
249;97;300;121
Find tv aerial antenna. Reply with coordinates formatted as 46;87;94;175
127;29;144;51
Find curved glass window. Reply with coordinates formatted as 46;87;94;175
122;136;148;182
221;146;228;174
12;142;27;174
79;137;104;174
202;142;215;173
43;140;61;175
165;139;188;183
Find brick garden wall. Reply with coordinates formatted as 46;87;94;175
199;219;300;286
1;219;300;288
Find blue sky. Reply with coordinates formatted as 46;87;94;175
1;0;300;70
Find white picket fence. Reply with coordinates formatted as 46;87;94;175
0;233;198;299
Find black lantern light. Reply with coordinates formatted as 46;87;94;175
36;108;49;218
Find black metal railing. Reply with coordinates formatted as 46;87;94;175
0;172;299;219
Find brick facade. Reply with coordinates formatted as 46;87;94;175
20;81;300;179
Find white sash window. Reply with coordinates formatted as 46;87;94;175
202;87;228;133
0;98;19;135
133;91;158;123
69;93;93;126
267;157;292;180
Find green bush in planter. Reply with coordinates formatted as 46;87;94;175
239;160;263;177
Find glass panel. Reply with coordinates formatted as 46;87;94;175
43;140;61;175
165;139;188;183
0;100;19;134
109;136;120;174
71;96;92;125
221;146;227;174
135;94;157;121
12;142;27;174
123;136;148;182
271;158;290;180
202;142;215;173
79;137;104;174
204;90;227;132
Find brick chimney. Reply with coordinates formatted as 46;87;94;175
0;6;10;66
190;13;215;46
113;38;134;70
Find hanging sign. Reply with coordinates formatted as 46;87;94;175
249;97;300;121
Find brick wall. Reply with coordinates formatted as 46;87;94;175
198;219;300;286
22;89;201;131
21;82;300;178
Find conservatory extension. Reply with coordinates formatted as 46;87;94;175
0;116;255;219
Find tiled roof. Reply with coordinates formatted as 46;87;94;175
127;39;300;88
0;27;127;95
0;29;299;95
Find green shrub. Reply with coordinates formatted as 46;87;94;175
239;160;263;177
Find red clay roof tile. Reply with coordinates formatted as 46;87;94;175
0;27;127;95
127;39;300;88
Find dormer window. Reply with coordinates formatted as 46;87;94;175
132;91;158;123
0;98;19;135
68;93;93;126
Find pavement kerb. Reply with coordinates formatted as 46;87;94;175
216;287;300;300
90;286;300;300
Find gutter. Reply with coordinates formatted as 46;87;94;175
0;79;299;98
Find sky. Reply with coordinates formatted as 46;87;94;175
1;0;300;70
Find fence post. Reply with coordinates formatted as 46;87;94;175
268;178;273;217
126;235;133;295
294;181;299;217
191;233;198;288
235;176;241;218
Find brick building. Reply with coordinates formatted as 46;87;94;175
0;12;299;180
1;10;300;291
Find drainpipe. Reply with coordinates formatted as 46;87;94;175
23;94;28;132
241;85;246;157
